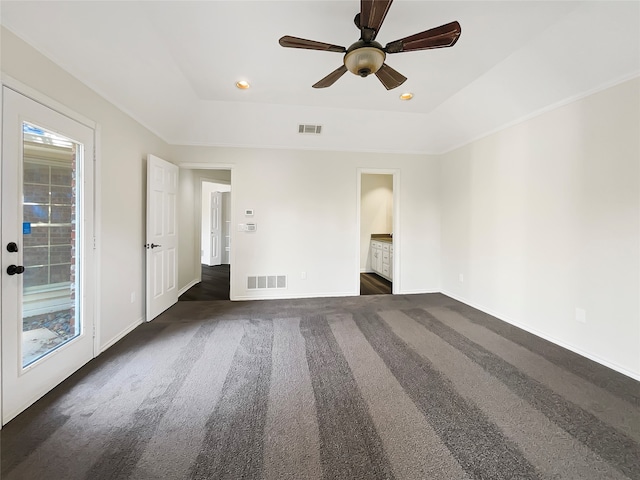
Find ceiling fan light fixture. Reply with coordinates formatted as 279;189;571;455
344;47;385;77
235;80;250;89
399;92;413;101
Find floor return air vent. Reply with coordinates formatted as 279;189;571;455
247;275;287;290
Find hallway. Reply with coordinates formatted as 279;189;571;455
179;265;230;301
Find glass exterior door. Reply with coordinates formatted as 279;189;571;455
2;87;95;425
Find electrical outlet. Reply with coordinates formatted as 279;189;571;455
576;308;586;324
459;273;464;283
301;271;307;280
130;291;136;303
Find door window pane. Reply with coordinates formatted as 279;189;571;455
21;122;81;367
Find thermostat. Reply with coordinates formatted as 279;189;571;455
246;223;257;232
245;209;254;216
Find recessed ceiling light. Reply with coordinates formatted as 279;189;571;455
399;92;413;101
236;80;250;89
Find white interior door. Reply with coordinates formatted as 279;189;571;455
209;191;222;266
145;154;178;321
1;87;95;424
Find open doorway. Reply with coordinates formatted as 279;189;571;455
178;168;232;301
358;170;399;295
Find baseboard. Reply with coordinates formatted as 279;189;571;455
440;290;640;382
178;279;200;296
231;291;356;301
99;316;144;354
398;289;440;295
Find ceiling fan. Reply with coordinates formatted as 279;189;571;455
279;0;461;90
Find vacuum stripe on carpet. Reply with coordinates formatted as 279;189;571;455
5;322;202;480
130;319;247;479
263;318;322;479
447;303;640;406
426;305;640;441
85;319;222;479
403;307;640;479
327;313;469;479
189;319;274;480
379;309;631;480
300;315;396;480
354;311;543;480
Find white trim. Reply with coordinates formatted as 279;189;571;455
1;74;96;129
439;72;640;155
399;289;440;295
178;279;199;297
99;317;144;354
178;163;236;170
93;123;102;355
441;290;640;382
174;141;432;157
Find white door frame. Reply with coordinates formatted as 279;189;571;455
356;168;400;295
0;77;100;426
180;164;234;297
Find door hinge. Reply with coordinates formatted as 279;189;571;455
93;237;96;250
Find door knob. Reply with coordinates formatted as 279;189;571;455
7;265;25;275
6;242;18;253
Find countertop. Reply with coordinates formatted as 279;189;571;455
371;234;393;244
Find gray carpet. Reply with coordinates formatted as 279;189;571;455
2;293;639;479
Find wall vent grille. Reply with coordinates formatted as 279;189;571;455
298;124;322;135
247;275;287;290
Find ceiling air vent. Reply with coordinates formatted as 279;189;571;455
298;124;322;135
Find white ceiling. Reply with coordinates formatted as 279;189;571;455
2;1;639;154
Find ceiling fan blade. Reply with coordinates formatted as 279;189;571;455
279;35;346;53
385;21;461;53
312;65;348;88
375;63;407;90
359;0;393;42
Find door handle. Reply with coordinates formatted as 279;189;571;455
7;265;25;275
6;242;18;253
145;243;162;249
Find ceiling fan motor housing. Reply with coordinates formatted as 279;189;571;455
344;41;385;77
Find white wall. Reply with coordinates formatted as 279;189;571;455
360;174;393;271
170;146;441;299
440;77;640;379
1;27;174;351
